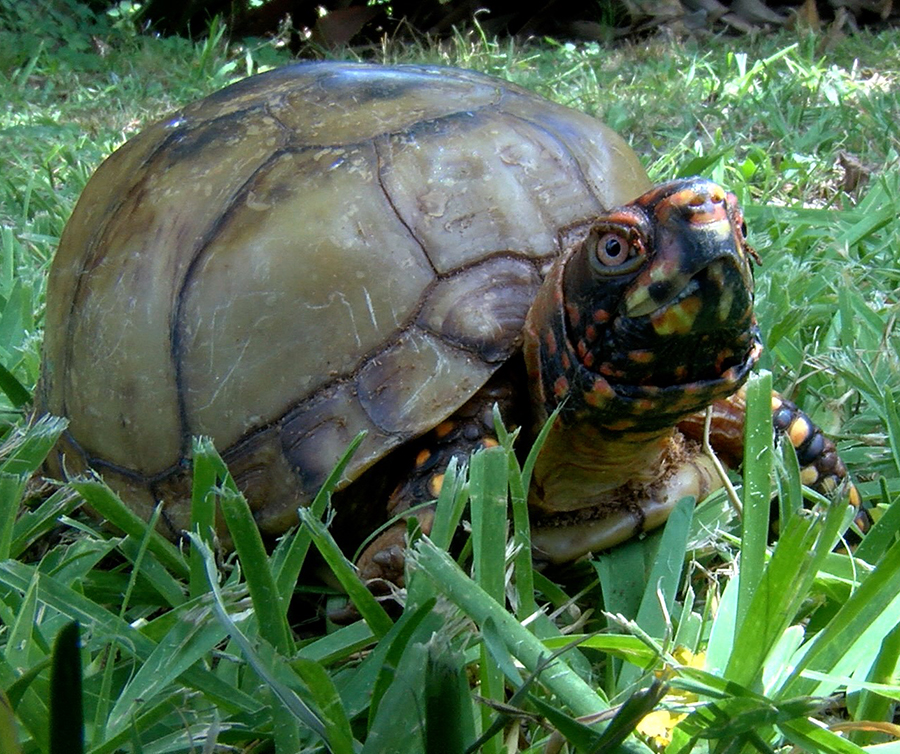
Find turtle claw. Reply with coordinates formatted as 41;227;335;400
357;532;408;586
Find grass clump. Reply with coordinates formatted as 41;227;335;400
1;6;900;752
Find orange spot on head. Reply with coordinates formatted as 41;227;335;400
553;376;569;399
545;331;557;356
592;310;610;323
565;302;581;326
481;437;500;449
628;350;655;364
415;449;431;467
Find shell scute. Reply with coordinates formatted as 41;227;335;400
356;329;495;435
177;144;435;448
417;257;541;363
378;107;616;273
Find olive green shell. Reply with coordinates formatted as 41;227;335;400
38;62;651;535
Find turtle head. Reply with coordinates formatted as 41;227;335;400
525;177;762;432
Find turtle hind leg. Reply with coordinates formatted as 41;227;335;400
677;387;868;532
354;373;522;591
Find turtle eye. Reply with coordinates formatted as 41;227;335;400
740;219;748;238
587;228;644;276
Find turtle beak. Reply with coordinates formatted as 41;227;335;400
623;179;754;319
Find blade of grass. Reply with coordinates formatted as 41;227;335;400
217;485;293;655
0;362;30;408
273;431;366;603
105;602;229;737
0;690;21;754
0;415;67;475
4;571;39;672
782;534;900;699
296;506;393;639
0;474;27;561
617;494;694;692
469;445;508;754
0;562;262;717
854;481;900;565
411;537;609;718
739;370;774;633
850;621;900;745
425;644;476;754
49;622;83;754
366;599;439;731
189;437;219;600
69;478;189;580
291;658;356;754
189;534;328;746
724;496;843;690
10;487;80;558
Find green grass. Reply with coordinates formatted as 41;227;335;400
2;3;900;752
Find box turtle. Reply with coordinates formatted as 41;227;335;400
36;62;860;586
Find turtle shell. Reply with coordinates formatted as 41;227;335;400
37;61;651;537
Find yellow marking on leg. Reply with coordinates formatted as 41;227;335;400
428;473;445;498
800;466;819;486
788;416;813;448
434;421;455;439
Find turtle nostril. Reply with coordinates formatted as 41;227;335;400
688;193;705;207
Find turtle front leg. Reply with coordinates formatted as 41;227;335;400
677;386;866;526
354;377;520;592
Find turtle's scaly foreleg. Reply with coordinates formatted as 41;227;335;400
355;378;518;589
677;386;865;523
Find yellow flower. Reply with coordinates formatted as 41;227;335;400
637;709;687;749
635;648;706;749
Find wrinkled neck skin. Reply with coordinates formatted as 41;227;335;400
529;417;674;514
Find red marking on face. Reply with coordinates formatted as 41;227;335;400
583;352;594;368
592;310;610;323
565;302;581;326
628;350;654;364
599;363;624;379
584;324;597;342
585;377;615;408
554;376;569;398
561;351;571;370
576;340;588;359
545;331;557;356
